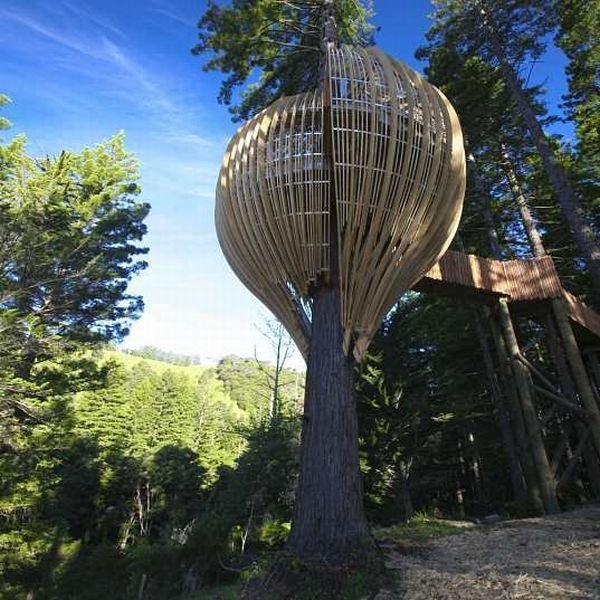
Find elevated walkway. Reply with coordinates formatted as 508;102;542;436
415;250;600;342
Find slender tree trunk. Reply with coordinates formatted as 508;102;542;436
477;2;600;295
270;335;281;421
472;156;545;511
399;459;414;522
286;284;376;565
551;297;600;457
467;152;504;259
544;312;600;498
488;308;544;514
474;308;526;503
497;299;560;513
585;352;600;402
501;146;546;258
499;153;600;459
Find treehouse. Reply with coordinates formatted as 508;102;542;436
215;45;466;360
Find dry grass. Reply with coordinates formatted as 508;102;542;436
376;505;600;599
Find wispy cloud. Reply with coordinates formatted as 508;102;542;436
0;7;107;60
149;0;197;28
101;37;178;116
0;4;217;144
58;0;125;38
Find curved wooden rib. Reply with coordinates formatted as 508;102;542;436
215;45;466;360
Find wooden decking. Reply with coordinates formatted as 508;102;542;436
415;250;600;341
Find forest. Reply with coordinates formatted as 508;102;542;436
1;0;599;598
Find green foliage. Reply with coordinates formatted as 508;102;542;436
258;519;291;547
0;94;11;131
0;344;303;598
358;293;512;522
193;0;374;120
555;0;600;179
376;512;467;544
124;346;201;366
4;0;600;594
0;131;149;380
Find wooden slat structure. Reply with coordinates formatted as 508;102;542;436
562;290;600;341
417;250;600;341
216;45;466;359
418;250;563;301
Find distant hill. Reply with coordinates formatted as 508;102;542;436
104;350;209;376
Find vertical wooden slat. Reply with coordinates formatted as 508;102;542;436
215;46;466;360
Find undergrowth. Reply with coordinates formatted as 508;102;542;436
375;511;470;544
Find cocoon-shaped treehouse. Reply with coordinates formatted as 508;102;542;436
216;45;466;360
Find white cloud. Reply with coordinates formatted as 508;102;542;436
149;0;197;28
0;7;108;60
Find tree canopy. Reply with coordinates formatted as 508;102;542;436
192;0;374;120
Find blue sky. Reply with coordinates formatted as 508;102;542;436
0;1;571;369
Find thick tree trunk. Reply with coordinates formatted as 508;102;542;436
478;3;600;295
286;284;377;565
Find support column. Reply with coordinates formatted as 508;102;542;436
474;308;526;504
551;297;600;458
487;306;544;514
497;299;560;513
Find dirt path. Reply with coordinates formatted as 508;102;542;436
380;505;600;599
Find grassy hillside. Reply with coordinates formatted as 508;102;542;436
104;350;209;376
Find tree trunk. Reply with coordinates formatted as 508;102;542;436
497;299;560;514
487;308;544;514
474;308;527;503
500;151;600;490
501;146;546;258
544;312;600;499
473;159;545;511
585;352;600;402
467;152;504;259
399;460;414;522
551;297;600;458
286;284;377;565
478;3;600;295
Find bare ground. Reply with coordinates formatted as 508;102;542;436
378;505;600;599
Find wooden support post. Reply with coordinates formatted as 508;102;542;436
557;429;590;493
497;299;560;513
551;297;600;458
544;309;600;499
474;308;526;503
585;352;600;404
550;423;572;475
487;306;544;514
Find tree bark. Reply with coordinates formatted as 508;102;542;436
501;146;546;258
544;311;600;499
551;297;600;458
473;159;545;511
286;284;377;565
499;151;600;490
488;307;545;514
474;308;527;503
478;3;600;296
467;152;504;259
399;460;414;522
497;299;560;514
